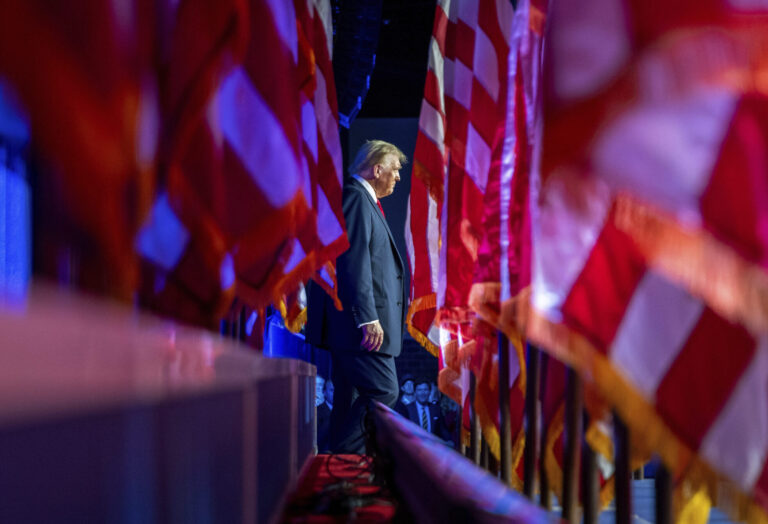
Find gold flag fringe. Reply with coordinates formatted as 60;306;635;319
615;194;768;336
276;301;306;334
406;293;439;356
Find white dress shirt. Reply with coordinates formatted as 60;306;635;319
352;174;377;201
417;402;431;433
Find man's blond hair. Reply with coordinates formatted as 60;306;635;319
349;140;407;176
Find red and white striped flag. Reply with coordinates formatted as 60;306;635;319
135;0;248;325
294;0;348;312
540;0;768;332
137;0;347;327
0;0;170;298
0;0;345;330
529;1;768;517
407;0;515;346
405;0;450;355
469;0;542;331
406;0;525;460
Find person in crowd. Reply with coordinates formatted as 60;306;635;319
406;378;452;444
305;140;408;454
439;393;461;449
317;379;334;452
429;382;440;404
315;375;326;407
394;373;415;416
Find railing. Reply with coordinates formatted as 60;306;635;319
463;341;674;524
368;401;557;524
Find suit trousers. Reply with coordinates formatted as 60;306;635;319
329;349;398;454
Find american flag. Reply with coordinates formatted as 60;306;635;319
0;0;169;298
529;0;768;516
0;0;346;329
137;0;347;326
406;0;526;462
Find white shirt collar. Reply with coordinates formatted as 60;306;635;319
352;174;377;202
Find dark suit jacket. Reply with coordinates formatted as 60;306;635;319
306;179;407;356
394;398;412;418
316;402;331;452
406;402;451;441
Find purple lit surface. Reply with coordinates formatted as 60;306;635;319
0;286;311;425
0;286;316;523
374;403;557;523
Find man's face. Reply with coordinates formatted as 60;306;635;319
324;380;334;405
401;379;414;395
373;153;401;198
315;377;325;406
429;385;439;404
415;383;430;404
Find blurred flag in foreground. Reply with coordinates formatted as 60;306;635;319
529;1;768;518
0;0;167;298
138;0;347;327
0;0;346;330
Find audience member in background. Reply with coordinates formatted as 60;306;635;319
429;382;440;404
394;374;415;417
317;379;334;453
405;378;452;444
315;375;326;406
439;393;461;449
323;380;334;410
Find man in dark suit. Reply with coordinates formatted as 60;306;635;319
406;378;452;443
393;373;415;417
316;379;333;453
306;140;407;454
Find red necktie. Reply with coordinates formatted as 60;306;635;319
377;200;386;218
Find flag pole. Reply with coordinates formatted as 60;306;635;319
503;0;517;483
614;412;632;524
470;372;481;465
562;366;583;523
523;343;541;497
581;412;599;524
499;331;513;485
238;307;246;341
655;463;672;524
538;352;551;509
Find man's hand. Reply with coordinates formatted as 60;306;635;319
361;321;384;352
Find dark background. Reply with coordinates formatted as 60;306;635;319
357;0;437;119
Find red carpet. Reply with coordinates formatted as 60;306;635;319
282;454;397;523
